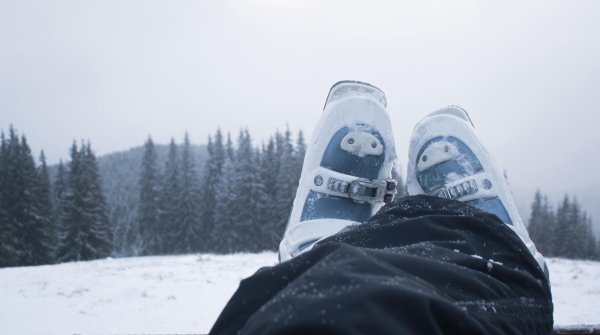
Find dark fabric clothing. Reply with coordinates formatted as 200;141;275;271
210;195;553;335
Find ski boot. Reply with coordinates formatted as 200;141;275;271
278;81;398;262
406;106;548;277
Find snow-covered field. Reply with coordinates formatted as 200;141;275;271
0;253;598;335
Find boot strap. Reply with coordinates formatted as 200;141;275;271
311;166;397;204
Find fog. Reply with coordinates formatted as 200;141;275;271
1;0;599;230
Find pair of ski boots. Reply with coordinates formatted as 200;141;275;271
279;80;547;277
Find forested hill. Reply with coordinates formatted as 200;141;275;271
3;125;597;266
93;144;208;256
40;128;309;260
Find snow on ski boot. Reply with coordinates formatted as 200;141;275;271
278;81;398;262
406;106;548;277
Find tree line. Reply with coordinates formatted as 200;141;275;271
0;126;310;266
527;190;599;260
0;127;112;266
1;124;598;267
131;128;307;255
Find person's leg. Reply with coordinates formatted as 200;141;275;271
209;84;552;335
210;195;552;335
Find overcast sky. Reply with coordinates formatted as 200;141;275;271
1;0;599;226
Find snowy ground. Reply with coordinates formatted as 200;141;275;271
0;253;598;335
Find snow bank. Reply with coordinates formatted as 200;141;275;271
0;254;597;334
547;257;600;325
0;253;277;335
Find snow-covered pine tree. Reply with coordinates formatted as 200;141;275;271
272;128;296;239
0;130;54;266
251;146;269;250
200;130;226;252
213;133;236;253
588;217;598;260
582;213;597;260
159;138;180;254
553;195;582;259
10;134;51;265
175;133;203;253
553;195;570;258
258;136;280;249
293;130;306;179
230;129;264;252
14;135;37;265
30;151;56;264
0;133;6;264
137;137;162;255
57;142;113;262
528;190;547;254
569;197;588;259
1;129;24;265
57;143;85;261
225;132;234;160
540;195;556;256
0;131;19;266
597;236;600;261
53;161;69;257
82;143;113;259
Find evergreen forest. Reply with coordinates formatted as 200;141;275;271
1;125;598;267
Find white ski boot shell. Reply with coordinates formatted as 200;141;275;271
407;106;548;276
279;81;398;262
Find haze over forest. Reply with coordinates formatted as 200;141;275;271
1;1;599;232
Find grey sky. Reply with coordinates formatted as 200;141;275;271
1;0;599;227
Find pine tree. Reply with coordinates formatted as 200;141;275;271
57;143;83;261
293;130;306;181
200;130;226;251
540;195;556;256
9;133;51;265
569;197;588;259
31;151;56;264
83;143;113;259
553;195;571;258
225;132;234;160
159;138;180;254
251;146;270;250
15;135;39;264
57;142;112;262
174;133;203;253
1;129;26;265
582;213;597;260
213;133;237;253
234;129;265;251
272;128;296;239
258;137;280;249
528;190;548;254
0;129;56;265
2;128;19;264
137;137;162;255
0;131;19;266
53;161;69;258
553;194;585;259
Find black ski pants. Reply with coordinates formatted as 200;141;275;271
210;195;553;335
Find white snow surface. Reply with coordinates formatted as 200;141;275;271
0;253;598;334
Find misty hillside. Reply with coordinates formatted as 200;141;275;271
51;143;208;256
99;144;208;256
46;137;597;261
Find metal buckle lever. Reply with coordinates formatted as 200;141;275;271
348;178;397;204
